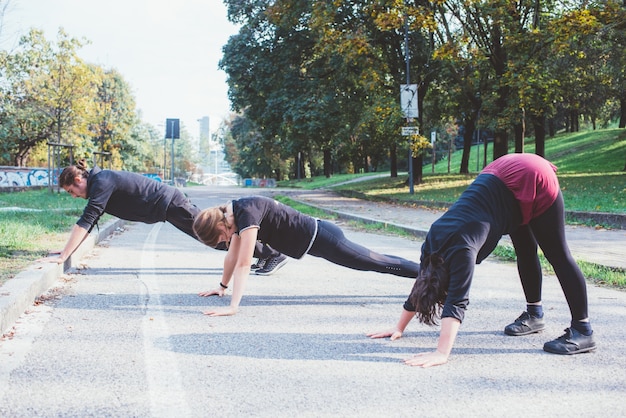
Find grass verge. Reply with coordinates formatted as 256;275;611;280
0;189;111;286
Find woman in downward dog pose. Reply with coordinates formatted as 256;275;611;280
368;153;595;367
192;195;420;316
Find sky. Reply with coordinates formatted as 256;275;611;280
2;0;239;139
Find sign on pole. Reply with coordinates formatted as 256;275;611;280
165;118;180;139
401;126;419;136
400;84;418;119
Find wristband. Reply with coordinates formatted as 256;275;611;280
219;282;228;289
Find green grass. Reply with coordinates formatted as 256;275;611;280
324;128;626;214
492;244;625;289
0;189;109;285
279;172;388;189
328;170;625;214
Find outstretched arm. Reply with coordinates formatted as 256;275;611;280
404;317;460;368
202;227;258;316
39;224;90;264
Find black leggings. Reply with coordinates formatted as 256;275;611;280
308;220;420;278
165;193;279;259
509;191;588;320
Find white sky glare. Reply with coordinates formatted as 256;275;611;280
3;0;239;139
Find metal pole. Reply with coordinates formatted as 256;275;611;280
47;143;52;193
163;136;167;182
404;9;414;194
170;120;175;185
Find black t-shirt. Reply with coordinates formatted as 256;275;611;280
77;166;177;231
404;174;521;322
232;196;317;259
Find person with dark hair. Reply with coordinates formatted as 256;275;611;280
40;160;286;274
368;153;596;367
192;195;421;316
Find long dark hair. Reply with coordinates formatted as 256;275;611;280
408;254;449;326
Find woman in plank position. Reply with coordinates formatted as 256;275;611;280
192;195;420;316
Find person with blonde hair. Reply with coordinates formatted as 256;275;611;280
368;153;595;367
192;195;420;316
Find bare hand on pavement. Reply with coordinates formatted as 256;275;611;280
366;328;403;341
198;288;225;297
202;306;238;317
404;351;448;368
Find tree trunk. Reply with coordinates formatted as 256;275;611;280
570;110;579;132
412;155;423;185
493;128;508;159
514;107;525;153
548;118;556;137
514;123;524;153
533;114;546;157
323;148;332;178
390;143;398;178
460;118;476;174
619;94;626;129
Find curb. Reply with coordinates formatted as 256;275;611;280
334;189;626;230
287;196;624;272
0;218;125;335
308;205;429;241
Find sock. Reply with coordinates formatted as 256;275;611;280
571;320;592;336
526;304;543;318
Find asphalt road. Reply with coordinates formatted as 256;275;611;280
1;186;625;417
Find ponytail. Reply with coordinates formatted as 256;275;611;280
58;159;90;187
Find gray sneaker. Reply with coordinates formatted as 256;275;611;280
255;254;288;276
251;258;267;271
543;327;596;355
504;311;546;336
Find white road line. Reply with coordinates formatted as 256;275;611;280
140;223;191;417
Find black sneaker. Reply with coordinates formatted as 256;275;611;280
543;327;596;355
251;258;267;271
255;254;288;276
504;311;546;336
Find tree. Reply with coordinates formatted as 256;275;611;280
0;28;99;166
90;68;137;169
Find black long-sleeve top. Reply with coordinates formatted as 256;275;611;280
76;166;177;232
403;174;522;322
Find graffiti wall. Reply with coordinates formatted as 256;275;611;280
0;167;52;188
